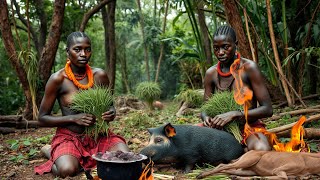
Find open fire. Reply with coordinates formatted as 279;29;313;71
230;58;308;152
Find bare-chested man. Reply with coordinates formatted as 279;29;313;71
200;26;273;151
34;32;129;178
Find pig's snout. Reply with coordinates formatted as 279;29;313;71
140;147;157;158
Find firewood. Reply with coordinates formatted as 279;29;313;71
0;127;16;134
276;128;320;139
268;114;320;133
274;94;320;108
0;115;22;121
262;108;320;122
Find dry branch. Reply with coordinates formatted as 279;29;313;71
268;114;320;133
0;127;16;134
274;94;320;108
276;128;320;139
0;115;39;130
262;108;320;122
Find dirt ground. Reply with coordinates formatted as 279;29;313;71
1;99;320;180
0;127;185;180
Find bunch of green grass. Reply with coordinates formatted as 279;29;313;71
70;86;113;140
175;89;203;108
201;91;243;142
135;82;161;110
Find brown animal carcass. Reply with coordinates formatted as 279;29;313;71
197;150;320;179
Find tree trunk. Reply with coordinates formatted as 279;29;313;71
119;42;131;94
222;0;252;60
155;0;169;83
136;0;150;81
107;0;117;91
0;0;33;119
33;0;48;57
38;0;65;88
266;0;293;107
79;0;113;32
101;5;110;73
197;0;213;65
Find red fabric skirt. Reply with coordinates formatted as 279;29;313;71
34;127;126;175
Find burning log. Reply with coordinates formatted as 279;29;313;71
262;108;320;122
268;114;320;133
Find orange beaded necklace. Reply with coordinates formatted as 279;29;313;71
217;52;241;77
65;60;94;89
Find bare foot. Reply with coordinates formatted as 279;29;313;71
41;144;51;159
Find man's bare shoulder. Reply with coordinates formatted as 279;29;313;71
47;69;66;85
241;58;259;70
205;64;218;75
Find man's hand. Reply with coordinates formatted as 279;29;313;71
210;111;239;129
102;109;116;122
74;113;96;126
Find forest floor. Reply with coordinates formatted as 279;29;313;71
1;100;320;180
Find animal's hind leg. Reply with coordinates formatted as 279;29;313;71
197;151;266;179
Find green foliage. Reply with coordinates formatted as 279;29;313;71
0;41;24;115
18;50;39;118
70;86;114;140
135;82;161;109
201;91;242;142
175;89;203;107
6;135;53;165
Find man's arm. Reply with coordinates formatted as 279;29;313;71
245;60;273;122
38;72;95;127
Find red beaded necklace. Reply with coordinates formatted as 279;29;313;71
217;53;241;77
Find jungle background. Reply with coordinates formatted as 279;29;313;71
0;0;320;179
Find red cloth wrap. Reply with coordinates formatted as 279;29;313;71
34;127;126;175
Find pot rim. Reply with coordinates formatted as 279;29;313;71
92;153;148;163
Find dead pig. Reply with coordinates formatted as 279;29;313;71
140;123;244;172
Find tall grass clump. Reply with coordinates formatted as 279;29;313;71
135;82;161;110
70;86;113;140
175;89;203;108
201;91;243;142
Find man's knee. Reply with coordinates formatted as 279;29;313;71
54;155;80;178
246;133;271;151
57;163;79;178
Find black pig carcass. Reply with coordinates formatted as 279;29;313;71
140;123;244;172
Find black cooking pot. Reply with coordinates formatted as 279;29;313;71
92;152;148;180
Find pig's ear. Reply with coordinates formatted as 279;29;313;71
147;128;155;135
164;123;176;138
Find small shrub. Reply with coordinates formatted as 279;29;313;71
135;82;161;110
175;89;203;108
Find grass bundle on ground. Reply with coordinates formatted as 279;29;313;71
175;89;203;108
201;91;243;142
135;82;161;110
70;86;113;140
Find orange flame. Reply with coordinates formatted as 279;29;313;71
230;57;253;141
139;159;154;180
268;116;309;152
230;56;308;152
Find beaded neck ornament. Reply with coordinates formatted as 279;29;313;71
65;60;94;89
217;52;241;77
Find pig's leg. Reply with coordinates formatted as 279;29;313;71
197;151;265;179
